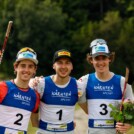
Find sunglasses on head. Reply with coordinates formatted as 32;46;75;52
18;47;36;55
90;40;107;48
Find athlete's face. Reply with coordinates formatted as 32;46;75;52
14;60;37;82
91;55;111;74
53;58;73;78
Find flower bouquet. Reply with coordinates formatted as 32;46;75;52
109;99;134;133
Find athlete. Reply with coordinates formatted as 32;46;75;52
0;47;40;134
78;39;134;134
30;49;85;134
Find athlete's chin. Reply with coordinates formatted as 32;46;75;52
59;74;68;78
97;68;105;72
96;70;105;74
21;76;31;81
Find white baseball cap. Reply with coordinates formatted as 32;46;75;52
16;47;38;65
90;39;107;48
90;39;110;57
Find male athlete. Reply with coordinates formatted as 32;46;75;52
0;47;40;134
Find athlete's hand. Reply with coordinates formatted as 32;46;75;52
29;76;43;89
116;122;132;133
123;98;132;103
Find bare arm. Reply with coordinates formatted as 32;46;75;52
78;102;88;114
31;112;39;127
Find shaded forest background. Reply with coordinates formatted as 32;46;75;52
0;0;134;84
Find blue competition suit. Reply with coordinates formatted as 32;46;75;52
39;76;78;132
86;73;122;129
0;81;38;134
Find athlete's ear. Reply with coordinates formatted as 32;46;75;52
109;58;111;63
71;64;73;70
89;58;93;64
52;64;55;70
13;62;19;74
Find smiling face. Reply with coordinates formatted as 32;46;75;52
91;55;111;74
53;57;73;79
14;59;37;82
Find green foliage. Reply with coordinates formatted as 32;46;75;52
0;0;134;80
109;101;134;125
0;0;67;76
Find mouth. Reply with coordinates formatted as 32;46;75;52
22;73;31;77
98;66;104;69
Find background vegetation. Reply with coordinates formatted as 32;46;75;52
0;0;134;82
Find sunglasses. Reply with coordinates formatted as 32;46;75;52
18;47;36;55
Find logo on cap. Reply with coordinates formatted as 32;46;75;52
16;47;38;65
58;51;71;57
95;46;106;53
53;49;73;63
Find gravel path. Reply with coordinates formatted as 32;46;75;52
74;108;88;134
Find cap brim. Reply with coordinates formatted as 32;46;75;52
54;56;73;63
92;53;110;58
15;58;38;65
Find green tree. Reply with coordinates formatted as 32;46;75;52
0;0;67;76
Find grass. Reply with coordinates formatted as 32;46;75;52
128;127;134;134
27;121;37;134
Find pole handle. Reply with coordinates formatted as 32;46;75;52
5;21;13;37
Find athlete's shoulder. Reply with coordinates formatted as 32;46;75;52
0;81;8;103
0;81;6;85
113;73;122;78
0;81;9;88
76;80;86;97
78;74;89;82
32;90;40;113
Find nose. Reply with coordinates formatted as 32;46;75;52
24;66;30;71
96;56;105;63
98;59;104;63
61;63;66;68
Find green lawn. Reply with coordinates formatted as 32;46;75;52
128;127;134;134
27;121;37;134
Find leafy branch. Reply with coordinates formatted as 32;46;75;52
109;100;134;125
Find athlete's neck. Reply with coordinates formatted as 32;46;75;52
13;79;29;89
96;71;112;81
52;75;70;85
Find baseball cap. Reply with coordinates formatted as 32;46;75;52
90;39;110;57
90;39;107;48
15;47;38;65
53;49;73;63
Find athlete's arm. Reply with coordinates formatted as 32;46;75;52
32;91;40;113
76;80;86;98
0;81;8;103
120;76;134;100
77;74;89;114
78;102;88;114
31;112;39;127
